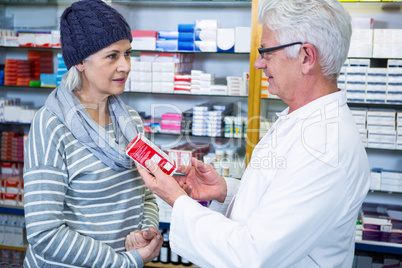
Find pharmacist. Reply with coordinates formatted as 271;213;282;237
137;0;370;267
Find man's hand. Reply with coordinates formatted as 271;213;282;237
136;161;187;207
173;157;227;203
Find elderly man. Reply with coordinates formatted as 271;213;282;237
137;0;370;267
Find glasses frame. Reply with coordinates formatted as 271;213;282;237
258;42;303;59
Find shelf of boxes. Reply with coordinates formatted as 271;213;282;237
125;90;248;98
355;202;402;253
339;59;402;105
131;49;249;55
126;52;249;97
350;109;402;150
370;169;402;194
355;240;402;255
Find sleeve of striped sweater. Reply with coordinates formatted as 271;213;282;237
127;107;160;232
141;188;159;231
23;108;144;267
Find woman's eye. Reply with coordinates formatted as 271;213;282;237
125;51;132;57
107;54;117;59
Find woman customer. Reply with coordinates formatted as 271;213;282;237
23;0;161;266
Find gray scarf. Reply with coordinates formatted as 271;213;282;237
45;84;138;171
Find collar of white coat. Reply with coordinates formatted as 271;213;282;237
275;89;347;120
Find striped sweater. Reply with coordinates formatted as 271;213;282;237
23;106;159;267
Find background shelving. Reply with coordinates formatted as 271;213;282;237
1;0;402;263
0;205;24;216
356;240;402;255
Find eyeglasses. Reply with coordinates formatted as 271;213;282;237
258;42;303;59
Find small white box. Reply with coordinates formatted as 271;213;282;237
18;33;35;47
217;28;235;52
152;82;174;93
152;62;177;73
194;20;220;31
131;71;152;82
131;37;156;51
139;62;152;72
370;170;382;191
152;72;174;83
35;33;52;47
235;27;251;53
194;30;217;42
194;41;217;52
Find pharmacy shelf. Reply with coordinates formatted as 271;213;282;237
0;0;58;5
0;205;24;216
262;97;402;109
0;86;248;98
0;160;24;164
159;222;170;230
365;147;402;153
347;102;402;109
0;46;247;55
145;263;196;268
146;132;245;140
355;240;402;255
0;122;31;126
0;0;78;4
0;46;60;50
111;0;251;8
0;85;55;91
124;91;248;98
341;1;402;6
369;189;402;195
131;49;249;55
0;244;27;252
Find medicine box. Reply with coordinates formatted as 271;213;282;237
126;133;177;176
131;30;157;51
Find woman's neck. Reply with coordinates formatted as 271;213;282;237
73;89;112;126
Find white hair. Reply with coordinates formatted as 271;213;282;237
62;66;82;91
61;55;92;91
258;0;351;81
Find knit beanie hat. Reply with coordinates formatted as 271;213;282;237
60;0;133;70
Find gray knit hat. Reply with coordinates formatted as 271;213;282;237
60;0;133;70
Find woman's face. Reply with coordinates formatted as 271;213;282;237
78;39;131;100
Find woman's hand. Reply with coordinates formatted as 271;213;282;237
125;227;161;251
125;227;163;264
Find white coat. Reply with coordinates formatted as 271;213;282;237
170;91;370;268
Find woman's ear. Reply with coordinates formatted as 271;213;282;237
75;62;84;72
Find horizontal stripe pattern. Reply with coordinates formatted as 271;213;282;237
23;106;158;267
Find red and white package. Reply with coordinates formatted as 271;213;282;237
126;133;177;176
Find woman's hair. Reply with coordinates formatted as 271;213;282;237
62;66;82;91
258;0;352;81
61;55;92;91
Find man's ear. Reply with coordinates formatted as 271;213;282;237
300;43;317;75
75;62;84;72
